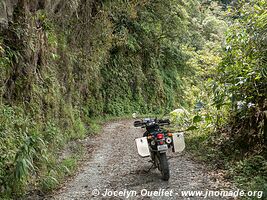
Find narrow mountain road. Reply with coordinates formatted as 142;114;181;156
52;120;234;200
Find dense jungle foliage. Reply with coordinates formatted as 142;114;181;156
0;0;266;198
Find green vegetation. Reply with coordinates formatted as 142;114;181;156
0;0;266;199
170;1;266;198
213;1;267;197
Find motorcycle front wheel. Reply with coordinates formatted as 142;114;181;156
158;152;170;181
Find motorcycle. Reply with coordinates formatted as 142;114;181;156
134;118;185;181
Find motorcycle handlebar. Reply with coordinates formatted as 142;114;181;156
158;119;170;125
133;120;144;127
133;119;170;127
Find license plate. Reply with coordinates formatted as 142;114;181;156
157;144;168;151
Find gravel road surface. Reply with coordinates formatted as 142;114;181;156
52;120;234;200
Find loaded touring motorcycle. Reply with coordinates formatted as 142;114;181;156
134;118;185;181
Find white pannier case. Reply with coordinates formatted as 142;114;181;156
135;132;185;157
172;132;185;153
135;137;150;157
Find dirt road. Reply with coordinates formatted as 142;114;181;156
52;120;234;200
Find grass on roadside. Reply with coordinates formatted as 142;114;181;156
186;130;267;200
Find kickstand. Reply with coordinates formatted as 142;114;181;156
145;162;155;173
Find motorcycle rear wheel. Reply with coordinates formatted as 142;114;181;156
158;153;170;181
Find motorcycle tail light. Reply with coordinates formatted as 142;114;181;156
157;133;164;139
159;141;164;145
